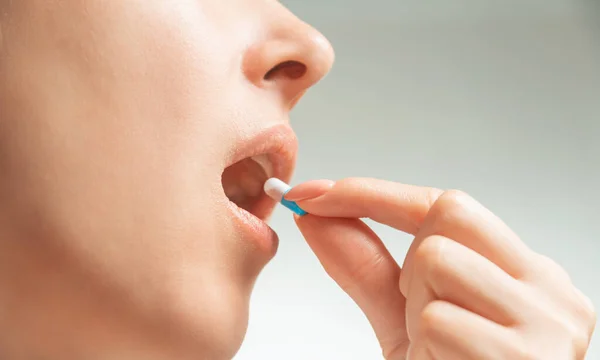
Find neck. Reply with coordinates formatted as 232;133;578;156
0;213;210;360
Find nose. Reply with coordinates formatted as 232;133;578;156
242;6;335;108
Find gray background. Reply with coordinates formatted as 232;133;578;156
236;1;600;359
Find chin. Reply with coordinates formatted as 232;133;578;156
133;124;299;359
196;125;300;357
0;0;337;356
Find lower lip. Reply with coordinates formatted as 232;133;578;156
226;201;279;256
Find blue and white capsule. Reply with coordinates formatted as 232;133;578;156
264;178;307;216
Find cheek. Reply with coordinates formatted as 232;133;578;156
0;0;235;231
3;0;235;132
0;1;254;353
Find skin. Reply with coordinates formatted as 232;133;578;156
0;1;595;359
0;1;333;359
287;179;597;359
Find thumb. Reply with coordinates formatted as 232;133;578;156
295;214;410;359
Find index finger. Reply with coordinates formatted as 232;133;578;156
286;178;443;235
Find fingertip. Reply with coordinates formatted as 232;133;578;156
285;179;335;202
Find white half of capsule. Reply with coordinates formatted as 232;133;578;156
264;178;291;202
264;178;308;216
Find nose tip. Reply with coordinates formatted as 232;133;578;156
303;30;335;85
243;13;335;108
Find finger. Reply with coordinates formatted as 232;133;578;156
287;178;443;235
400;190;534;296
295;214;410;358
418;301;524;360
404;235;528;340
406;340;435;360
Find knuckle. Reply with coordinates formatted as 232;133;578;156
568;314;594;356
429;189;472;222
574;330;593;357
414;236;451;279
511;341;540;360
533;254;571;283
571;327;592;358
546;313;591;356
569;292;597;340
419;300;448;339
576;292;597;333
438;189;471;209
586;301;597;333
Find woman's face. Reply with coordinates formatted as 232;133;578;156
0;1;333;358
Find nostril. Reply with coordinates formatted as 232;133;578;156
264;60;307;81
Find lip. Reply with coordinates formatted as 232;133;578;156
223;124;298;255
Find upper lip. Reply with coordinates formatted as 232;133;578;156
225;124;298;186
223;124;298;220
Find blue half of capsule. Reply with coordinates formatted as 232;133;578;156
280;190;307;216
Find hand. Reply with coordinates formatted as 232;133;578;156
286;178;596;359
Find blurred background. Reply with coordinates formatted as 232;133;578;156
236;1;600;358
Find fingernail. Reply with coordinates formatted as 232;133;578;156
284;179;335;202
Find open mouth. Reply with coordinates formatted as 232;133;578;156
220;125;298;230
221;154;273;220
